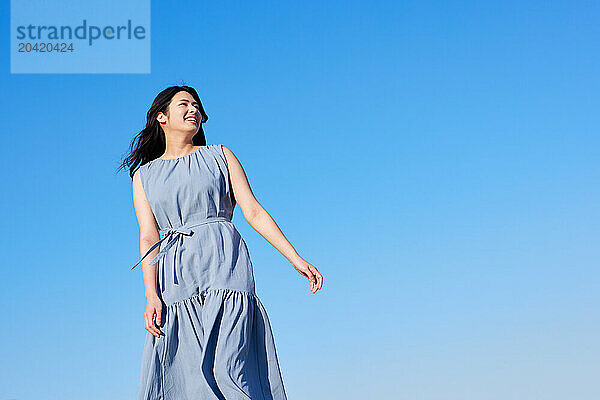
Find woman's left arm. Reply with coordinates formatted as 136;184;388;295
221;145;323;294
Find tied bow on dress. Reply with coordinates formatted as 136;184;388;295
130;216;231;285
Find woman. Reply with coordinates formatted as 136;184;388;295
119;85;323;400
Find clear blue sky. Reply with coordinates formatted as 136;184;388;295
2;1;599;399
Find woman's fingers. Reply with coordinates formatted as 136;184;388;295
144;312;155;336
292;259;323;293
144;313;153;335
144;310;160;337
155;307;162;327
306;269;317;292
143;297;164;338
308;265;323;292
313;267;323;290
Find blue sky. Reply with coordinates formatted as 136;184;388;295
2;1;599;399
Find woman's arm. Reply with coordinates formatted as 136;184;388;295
221;145;323;293
132;169;163;337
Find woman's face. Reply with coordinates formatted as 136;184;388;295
157;90;202;135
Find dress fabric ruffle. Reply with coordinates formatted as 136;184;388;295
138;289;287;400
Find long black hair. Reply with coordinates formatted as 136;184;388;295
117;85;209;178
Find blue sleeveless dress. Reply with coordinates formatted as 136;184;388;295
132;144;287;400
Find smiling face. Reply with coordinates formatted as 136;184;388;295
156;90;202;137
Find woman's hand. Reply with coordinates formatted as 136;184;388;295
144;295;163;338
292;258;323;293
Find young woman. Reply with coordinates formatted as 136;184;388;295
119;85;323;399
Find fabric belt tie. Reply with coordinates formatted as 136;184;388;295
130;216;231;285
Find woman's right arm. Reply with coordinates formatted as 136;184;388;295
132;169;163;337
